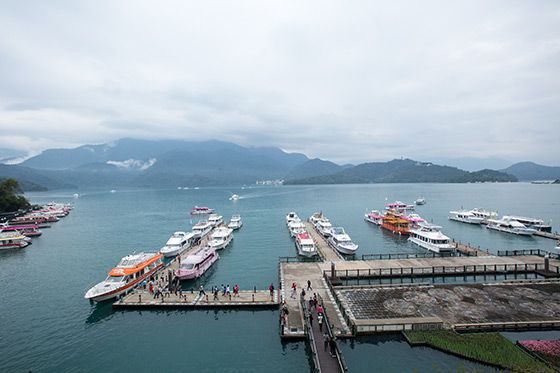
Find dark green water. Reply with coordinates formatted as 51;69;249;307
1;183;559;372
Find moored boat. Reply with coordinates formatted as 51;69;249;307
502;215;552;233
288;220;306;237
328;227;358;255
364;210;384;226
208;214;223;227
1;224;42;237
448;210;484;225
228;214;243;230
160;231;195;257
408;224;455;253
469;208;498;223
316;219;333;237
385;201;414;211
381;211;411;235
209;227;234;250
295;233;318;257
0;231;29;250
84;252;164;302
176;246;219;280
286;212;299;226
415;197;426;205
192;219;213;239
190;206;215;215
486;218;537;236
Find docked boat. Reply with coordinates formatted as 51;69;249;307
288;220;306;237
286;212;299;225
295;233;318;257
229;194;239;200
328;227;358;255
176;246;219;280
381;211;411;235
408;224;455;253
502;215;552;233
309;212;323;226
228;214;243;230
385;201;415;211
1;224;42;237
192;219;213;238
469;208;498;223
84;252;164;302
208;214;223;227
364;210;384;226
159;231;195;257
448;210;484;225
0;231;29;250
209;227;234;250
316;219;333;237
415;197;426;205
190;206;215;215
486;218;537;236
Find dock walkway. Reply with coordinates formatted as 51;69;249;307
304;221;343;261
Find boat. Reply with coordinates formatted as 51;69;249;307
288;220;306;237
385;201;415;211
381;211;411;235
286;212;299;225
229;194;239;200
408;224;455;253
0;231;29;250
448;210;484;225
328;227;359;255
192;219;213;238
415;197;426;205
316;219;333;237
228;214;243;230
176;246;219;280
404;213;426;227
208;214;223;227
486;218;537;236
309;212;323;226
190;206;215;215
501;215;552;233
159;231;195;257
84;252;164;302
364;210;384;226
209;227;234;250
295;233;318;257
469;208;498;223
1;224;42;237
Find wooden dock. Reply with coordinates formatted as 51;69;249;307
535;230;560;240
304;221;343;261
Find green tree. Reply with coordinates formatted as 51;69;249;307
0;178;30;213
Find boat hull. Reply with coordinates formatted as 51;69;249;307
177;252;219;280
408;236;455;253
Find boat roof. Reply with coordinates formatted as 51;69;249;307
296;233;314;243
182;247;215;263
410;228;450;240
108;253;162;276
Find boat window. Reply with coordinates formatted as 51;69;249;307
106;276;124;283
182;263;195;270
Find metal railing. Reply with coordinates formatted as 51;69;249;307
317;293;348;372
358;251;461;261
497;249;560;260
279;256;322;263
300;297;320;372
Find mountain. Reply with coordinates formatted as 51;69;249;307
431;156;512;172
284;159;517;185
284;158;350;181
0;164;74;190
500;162;560;181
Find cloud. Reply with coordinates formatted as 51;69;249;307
106;158;156;171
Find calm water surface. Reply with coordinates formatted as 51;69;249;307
1;183;559;372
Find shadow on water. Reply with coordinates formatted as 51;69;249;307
85;299;117;326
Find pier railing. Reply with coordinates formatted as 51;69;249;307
323;271;356;335
279;256;323;263
318;294;349;372
497;249;560;260
300;297;321;372
358;252;462;261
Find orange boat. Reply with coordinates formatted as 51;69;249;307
381;211;411;235
85;252;163;302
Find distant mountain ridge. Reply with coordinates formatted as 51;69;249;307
500;162;560;181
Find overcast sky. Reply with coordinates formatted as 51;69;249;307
1;1;559;166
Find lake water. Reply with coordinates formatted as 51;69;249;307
1;183;559;372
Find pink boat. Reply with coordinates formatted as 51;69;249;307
189;206;215;215
1;224;42;237
176;246;219;280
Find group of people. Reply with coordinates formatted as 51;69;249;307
198;284;241;300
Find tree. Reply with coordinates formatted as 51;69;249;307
0;178;30;213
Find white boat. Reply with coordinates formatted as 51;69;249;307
192;219;213;238
316;219;333;237
209;227;234;250
207;214;223;227
364;210;384;226
408;224;455;253
159;231;195;257
228;214;243;230
85;252;163;302
502;215;552;233
288;220;306;237
486;218;537;236
469;208;498;223
0;231;29;250
295;233;318;257
229;194;239;201
448;210;484;225
415;197;426;205
328;227;358;255
309;212;323;226
286;212;299;225
385;201;415;211
176;246;219;280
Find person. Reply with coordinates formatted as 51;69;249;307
290;283;297;298
307;280;312;290
234;285;239;297
308;311;313;327
323;332;329;351
213;287;219;300
301;288;306;299
226;285;231;296
199;284;206;296
317;305;323;315
317;314;324;332
329;336;336;357
308;297;314;309
269;283;274;296
313;295;318;310
222;284;227;296
179;287;183;298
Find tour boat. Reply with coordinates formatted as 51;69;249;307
208;214;223;227
228;214;243;230
1;224;42;237
84;252;164;302
486;218;537;236
309;212;324;226
286;212;299;225
448;210;484;225
469;208;498;223
209;227;234;250
190;206;215;215
295;233;318;257
415;197;426;205
0;231;29;250
229;194;239;201
502;215;552;233
328;227;358;255
404;213;426;228
364;210;384;226
408;224;455;253
159;231;195;257
316;219;334;237
176;246;219;280
192;219;213;239
288;220;306;237
381;211;411;235
385;201;415;211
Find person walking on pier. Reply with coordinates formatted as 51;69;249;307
329;336;336;357
269;283;275;296
199;284;206;297
323;332;329;351
308;311;314;327
307;280;312;291
213;287;219;300
290;283;297;298
318;314;324;332
234;285;239;297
